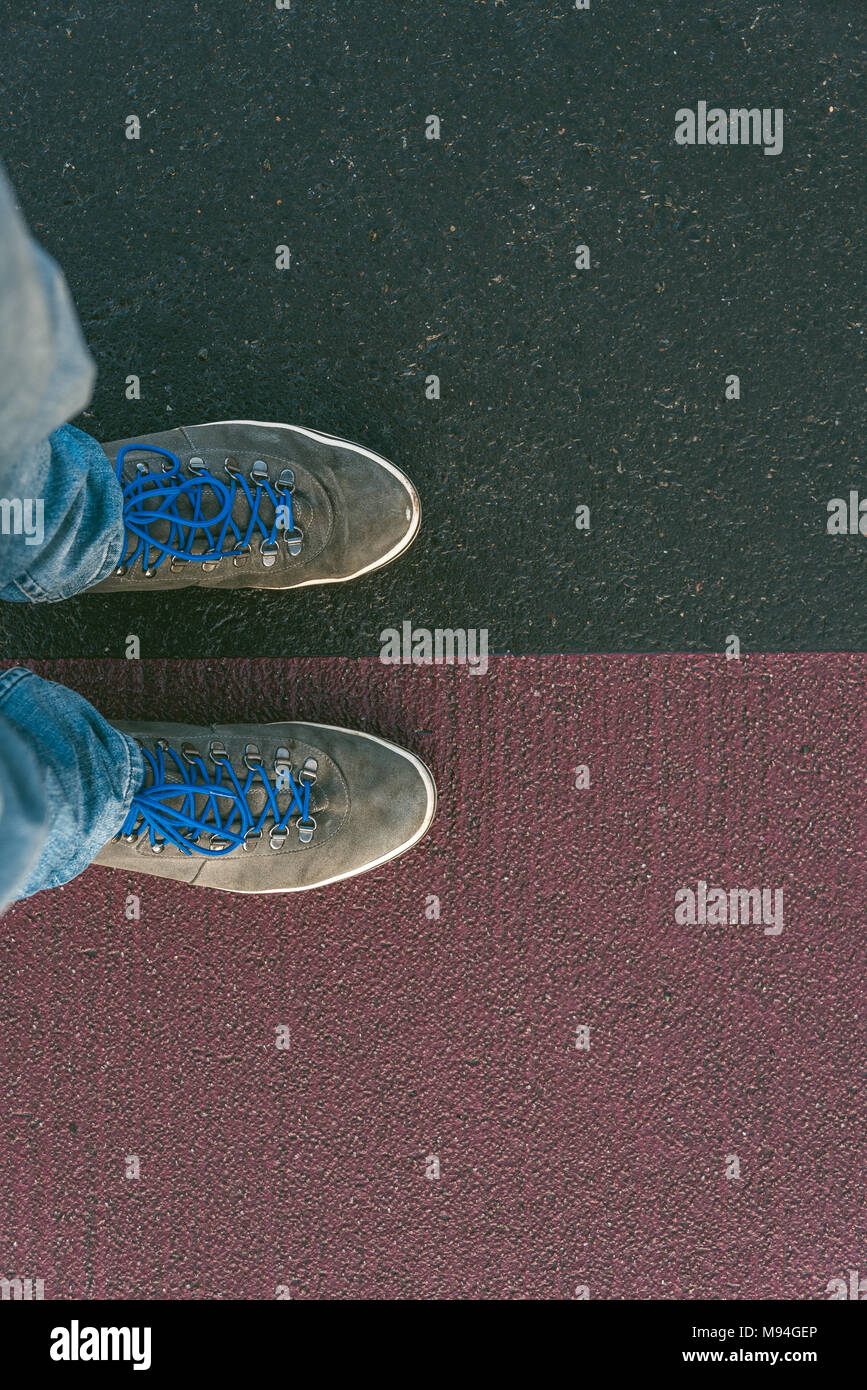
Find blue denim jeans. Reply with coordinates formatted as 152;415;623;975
0;668;144;905
0;159;141;908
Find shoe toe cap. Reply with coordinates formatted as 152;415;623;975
318;728;436;879
303;432;420;579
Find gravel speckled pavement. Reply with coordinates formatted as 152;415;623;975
0;656;862;1299
0;0;863;657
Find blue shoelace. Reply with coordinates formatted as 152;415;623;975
118;740;317;856
114;445;302;576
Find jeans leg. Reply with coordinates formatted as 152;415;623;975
0;159;125;598
0;426;125;602
0;667;144;905
0;713;49;909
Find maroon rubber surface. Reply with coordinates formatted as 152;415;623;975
0;655;863;1300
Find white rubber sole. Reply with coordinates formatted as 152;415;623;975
188;419;422;584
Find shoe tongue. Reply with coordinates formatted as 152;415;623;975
227;466;332;559
127;473;231;551
120;447;333;563
144;742;327;815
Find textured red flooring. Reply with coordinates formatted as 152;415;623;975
0;655;863;1300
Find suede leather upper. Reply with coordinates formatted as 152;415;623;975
94;720;436;892
91;421;420;591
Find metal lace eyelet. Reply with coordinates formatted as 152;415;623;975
201;558;223;572
143;567;156;577
269;827;287;850
161;458;175;473
273;746;292;775
208;833;231;852
260;539;279;567
277;467;295;494
243;829;261;852
115;565;128;577
244;742;264;770
297;817;316;845
208;740;230;763
181;742;202;764
232;545;252;568
170;557;188;573
150;838;166;854
188;456;206;475
284;528;303;556
299;756;318;786
224;456;242;478
251;460;269;485
135;461;150;476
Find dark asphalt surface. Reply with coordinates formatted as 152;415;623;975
0;655;863;1298
0;0;863;657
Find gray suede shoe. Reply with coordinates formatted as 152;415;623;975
89;421;421;591
94;720;436;892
